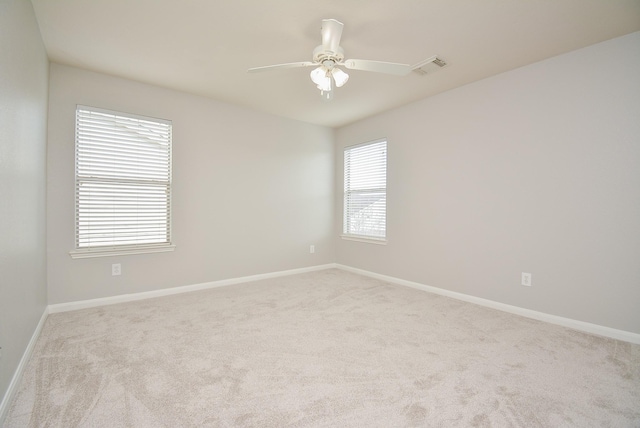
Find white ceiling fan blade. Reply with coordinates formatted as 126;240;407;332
321;19;343;54
248;61;315;73
343;59;411;76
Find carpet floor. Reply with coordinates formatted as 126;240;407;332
3;269;640;427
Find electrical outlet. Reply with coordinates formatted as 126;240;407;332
112;263;121;276
521;272;532;286
309;245;315;254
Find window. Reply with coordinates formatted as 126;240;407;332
343;140;387;241
70;106;174;258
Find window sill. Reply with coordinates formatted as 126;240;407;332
340;235;387;245
69;244;176;259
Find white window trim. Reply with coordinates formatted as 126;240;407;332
342;139;388;243
70;105;175;258
70;244;176;259
340;234;388;245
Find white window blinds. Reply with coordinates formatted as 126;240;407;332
343;140;387;239
74;106;173;255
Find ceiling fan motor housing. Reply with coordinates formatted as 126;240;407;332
313;45;344;67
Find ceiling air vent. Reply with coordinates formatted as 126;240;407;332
412;56;447;75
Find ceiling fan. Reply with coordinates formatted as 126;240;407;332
248;19;412;101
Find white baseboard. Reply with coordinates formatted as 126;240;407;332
49;263;338;314
45;262;639;344
0;307;49;425
336;264;640;345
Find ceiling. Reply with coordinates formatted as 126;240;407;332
31;0;640;128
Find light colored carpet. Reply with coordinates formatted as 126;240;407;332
4;269;640;427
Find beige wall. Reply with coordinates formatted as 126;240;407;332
335;32;640;334
47;64;335;304
0;0;49;410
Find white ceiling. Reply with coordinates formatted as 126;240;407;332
31;0;640;128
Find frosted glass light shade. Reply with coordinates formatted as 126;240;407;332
310;67;325;84
331;67;349;87
310;66;331;92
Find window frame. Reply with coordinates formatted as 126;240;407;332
69;105;175;259
341;139;388;244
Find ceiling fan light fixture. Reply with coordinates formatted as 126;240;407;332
331;67;349;87
311;66;332;92
316;76;332;92
309;66;326;85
